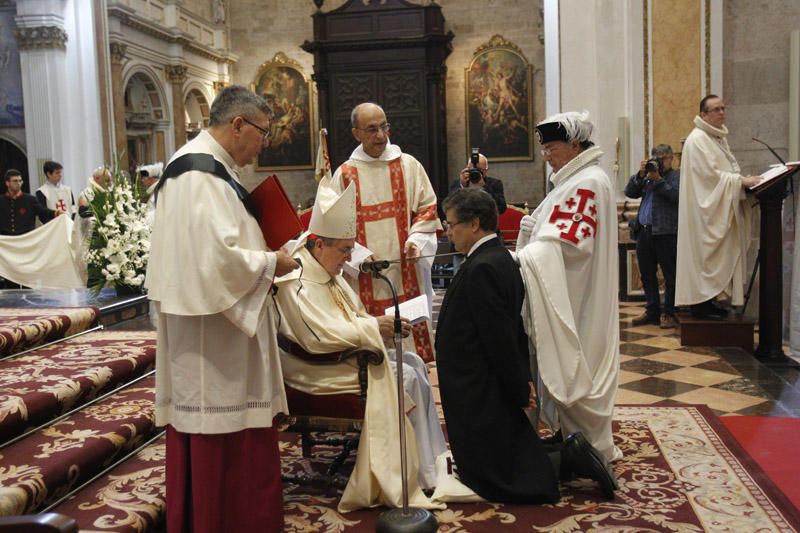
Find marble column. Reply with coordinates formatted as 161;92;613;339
109;42;128;171
166;65;187;149
15;23;69;188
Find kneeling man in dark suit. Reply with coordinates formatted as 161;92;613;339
435;188;617;503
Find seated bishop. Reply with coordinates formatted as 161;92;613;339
274;179;446;513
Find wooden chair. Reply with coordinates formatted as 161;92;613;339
278;334;383;487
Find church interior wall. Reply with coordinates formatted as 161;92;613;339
228;0;547;208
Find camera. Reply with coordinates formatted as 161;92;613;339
644;158;662;174
468;148;483;183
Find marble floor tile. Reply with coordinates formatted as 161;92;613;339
620;358;682;376
641;350;718;368
656;366;739;387
633;336;683;350
619;343;668;357
619;376;701;397
669;387;767;413
618;369;647;385
615;388;664;405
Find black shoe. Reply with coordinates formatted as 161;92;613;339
561;432;616;499
690;301;727;320
540;429;563;445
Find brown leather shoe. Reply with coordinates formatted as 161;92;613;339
631;311;659;326
660;314;678;329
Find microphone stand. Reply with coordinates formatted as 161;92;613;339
373;268;437;533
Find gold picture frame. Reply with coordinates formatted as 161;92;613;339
465;35;534;162
252;52;314;171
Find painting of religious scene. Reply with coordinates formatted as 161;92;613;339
465;35;533;161
0;9;24;127
253;53;313;170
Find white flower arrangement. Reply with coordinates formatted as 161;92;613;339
84;159;151;293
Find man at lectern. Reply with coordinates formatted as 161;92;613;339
676;94;761;319
145;85;298;533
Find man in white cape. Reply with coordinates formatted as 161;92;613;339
676;95;761;318
145;85;299;533
516;111;622;464
274;179;445;512
35;160;74;218
318;102;441;361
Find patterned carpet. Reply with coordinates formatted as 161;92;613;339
0;306;99;358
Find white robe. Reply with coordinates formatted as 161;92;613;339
145;130;287;434
676;116;757;306
517;146;622;463
274;246;445;510
322;141;441;360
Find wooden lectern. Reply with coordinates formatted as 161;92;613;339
750;164;798;362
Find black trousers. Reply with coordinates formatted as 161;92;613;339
635;228;677;316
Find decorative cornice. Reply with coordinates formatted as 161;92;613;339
107;4;237;65
165;64;188;84
14;26;68;51
109;42;128;64
212;80;228;94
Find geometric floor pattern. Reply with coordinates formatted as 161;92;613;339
616;301;800;418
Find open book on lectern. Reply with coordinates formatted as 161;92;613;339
748;163;798;192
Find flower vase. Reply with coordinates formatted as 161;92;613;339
114;284;144;297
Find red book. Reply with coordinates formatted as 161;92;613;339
248;174;303;250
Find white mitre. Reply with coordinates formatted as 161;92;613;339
309;179;356;239
287;179;356;255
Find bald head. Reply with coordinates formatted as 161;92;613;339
350;102;390;158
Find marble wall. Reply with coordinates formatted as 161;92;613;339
227;0;546;208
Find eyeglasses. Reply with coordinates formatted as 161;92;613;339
443;220;467;232
705;106;726;113
239;116;271;140
356;123;391;136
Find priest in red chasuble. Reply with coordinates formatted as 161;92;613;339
318;103;441;361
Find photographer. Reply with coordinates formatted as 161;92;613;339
448;151;507;214
624;144;680;329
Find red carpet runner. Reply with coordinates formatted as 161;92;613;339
0;306;98;357
0;330;155;442
722;415;800;510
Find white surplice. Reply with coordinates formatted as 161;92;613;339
517;146;622;463
676;116;757;306
274;246;445;510
322;141;441;360
145;130;287;435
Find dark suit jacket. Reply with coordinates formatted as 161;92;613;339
624;168;680;236
435;237;559;503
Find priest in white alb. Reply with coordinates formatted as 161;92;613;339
516;111;622;464
676;94;761;319
145;85;299;533
274;179;446;512
318;102;441;361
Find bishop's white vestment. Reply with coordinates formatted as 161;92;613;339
676;116;757;306
517;146;622;463
322;141;441;361
274;246;445;511
145;130;287;434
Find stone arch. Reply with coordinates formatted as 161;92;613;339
0;136;29;194
123;66;170;169
184;84;211;140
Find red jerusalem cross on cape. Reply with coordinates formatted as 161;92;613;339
548;188;598;244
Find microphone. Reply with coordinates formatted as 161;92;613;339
752;137;786;165
358;260;391;274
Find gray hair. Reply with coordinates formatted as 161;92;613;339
209;85;271;126
538;110;594;146
92;166;110;179
651;144;673;157
350;102;384;128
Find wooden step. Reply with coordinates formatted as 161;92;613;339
677;312;754;352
